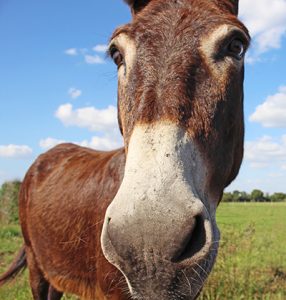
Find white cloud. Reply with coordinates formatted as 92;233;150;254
0;144;33;159
64;46;106;64
85;54;105;64
244;135;286;169
81;135;122;150
68;87;82;99
239;0;286;60
64;48;78;56
247;162;269;169
93;44;108;53
51;102;122;151
55;103;118;132
269;172;284;178
249;86;286;127
244;53;261;65
39;138;66;150
40;135;122;151
227;135;286;193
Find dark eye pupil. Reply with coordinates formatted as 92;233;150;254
229;39;244;57
112;50;123;67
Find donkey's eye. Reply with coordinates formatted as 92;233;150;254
110;46;124;68
227;39;245;59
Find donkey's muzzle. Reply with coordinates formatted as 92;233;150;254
102;204;212;266
100;123;218;299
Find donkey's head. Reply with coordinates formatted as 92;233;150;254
101;0;250;299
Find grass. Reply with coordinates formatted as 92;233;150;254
199;203;286;300
0;225;31;300
0;203;286;299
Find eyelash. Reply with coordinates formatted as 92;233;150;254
215;32;249;60
108;44;118;58
109;45;124;68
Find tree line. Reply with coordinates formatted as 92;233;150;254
222;189;286;203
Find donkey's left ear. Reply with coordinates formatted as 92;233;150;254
229;0;239;15
217;0;239;16
124;0;152;16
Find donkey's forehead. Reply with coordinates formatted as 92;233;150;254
111;1;248;43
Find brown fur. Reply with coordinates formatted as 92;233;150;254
21;144;127;299
0;0;249;299
1;144;127;299
116;0;249;203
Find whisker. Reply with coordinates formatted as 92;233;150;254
192;267;204;285
194;262;209;278
181;270;192;298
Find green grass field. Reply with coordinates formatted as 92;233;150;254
0;203;285;300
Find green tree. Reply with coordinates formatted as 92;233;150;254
221;192;233;202
250;189;264;202
239;191;250;202
232;190;241;202
270;192;286;202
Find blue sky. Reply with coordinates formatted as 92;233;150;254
0;0;286;194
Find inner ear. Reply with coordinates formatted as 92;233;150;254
124;0;152;15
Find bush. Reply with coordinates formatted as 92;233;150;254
0;181;21;224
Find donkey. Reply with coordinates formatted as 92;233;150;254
0;0;250;299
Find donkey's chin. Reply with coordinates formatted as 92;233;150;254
126;248;219;300
119;224;220;300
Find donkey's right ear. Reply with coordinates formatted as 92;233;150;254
124;0;152;16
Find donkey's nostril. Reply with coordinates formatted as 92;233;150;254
171;216;206;263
